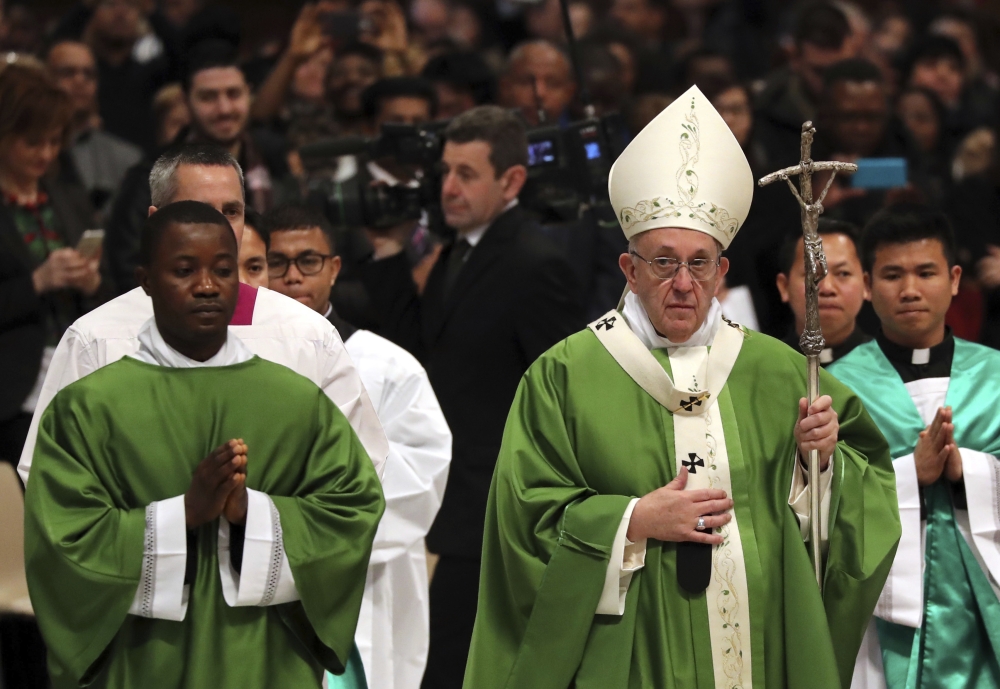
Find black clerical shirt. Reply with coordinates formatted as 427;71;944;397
875;328;964;512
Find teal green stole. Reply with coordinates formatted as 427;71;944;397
325;645;368;688
830;339;1000;688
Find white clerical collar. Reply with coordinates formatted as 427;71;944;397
461;199;519;247
135;317;254;368
622;291;723;350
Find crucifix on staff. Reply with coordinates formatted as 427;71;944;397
759;121;858;592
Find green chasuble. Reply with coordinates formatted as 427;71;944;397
24;357;385;689
465;327;899;689
830;340;1000;688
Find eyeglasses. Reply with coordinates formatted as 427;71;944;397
267;252;334;278
630;250;720;281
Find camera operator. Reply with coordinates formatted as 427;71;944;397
359;105;584;689
332;76;441;329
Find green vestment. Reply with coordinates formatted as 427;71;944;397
24;357;385;689
465;327;899;689
830;340;1000;688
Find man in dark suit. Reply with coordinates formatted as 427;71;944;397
361;105;584;689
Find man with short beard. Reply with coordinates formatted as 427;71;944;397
327;42;384;136
107;40;294;291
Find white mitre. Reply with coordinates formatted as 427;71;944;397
608;85;754;249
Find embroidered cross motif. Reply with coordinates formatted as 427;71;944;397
679;394;707;412
596;316;617;331
682;453;705;474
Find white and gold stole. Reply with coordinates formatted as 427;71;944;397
588;306;752;689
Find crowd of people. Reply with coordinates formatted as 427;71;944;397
3;0;1000;688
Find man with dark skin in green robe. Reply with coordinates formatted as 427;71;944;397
24;201;384;689
464;86;900;689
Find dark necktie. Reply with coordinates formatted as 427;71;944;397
444;238;472;295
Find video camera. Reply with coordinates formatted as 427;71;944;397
298;122;447;232
520;114;627;222
298;112;626;233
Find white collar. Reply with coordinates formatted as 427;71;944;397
135;317;255;368
622;291;723;350
460;199;518;247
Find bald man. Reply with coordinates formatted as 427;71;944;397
499;40;576;126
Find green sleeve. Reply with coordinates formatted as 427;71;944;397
464;352;633;689
23;393;147;687
820;370;901;688
272;390;385;675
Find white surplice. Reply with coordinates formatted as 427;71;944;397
18;286;388;484
343;329;451;689
851;375;1000;689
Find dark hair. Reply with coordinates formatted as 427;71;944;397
263;203;337;254
904;35;966;79
823;58;884;89
897;85;946;130
0;64;72;149
140;200;235;266
444;105;527;177
421;51;497;106
182;39;242;92
362;77;438;122
794;2;851;50
778;219;862;275
696;74;747;104
861;202;956;272
243;207;268;250
336;42;384;67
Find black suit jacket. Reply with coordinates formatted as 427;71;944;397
362;206;584;557
0;180;100;421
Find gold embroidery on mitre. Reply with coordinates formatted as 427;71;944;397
619;97;739;238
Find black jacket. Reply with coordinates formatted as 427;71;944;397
361;206;584;557
0;180;101;421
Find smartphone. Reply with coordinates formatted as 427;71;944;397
320;11;365;42
76;229;105;259
850;158;907;190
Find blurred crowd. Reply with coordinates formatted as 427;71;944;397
5;0;1000;686
4;0;1000;346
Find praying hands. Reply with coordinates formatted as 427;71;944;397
185;439;249;528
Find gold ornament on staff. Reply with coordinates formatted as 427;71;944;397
758;122;857;592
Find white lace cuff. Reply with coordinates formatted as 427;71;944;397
218;488;299;606
128;494;189;621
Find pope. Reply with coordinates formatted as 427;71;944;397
463;86;901;689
